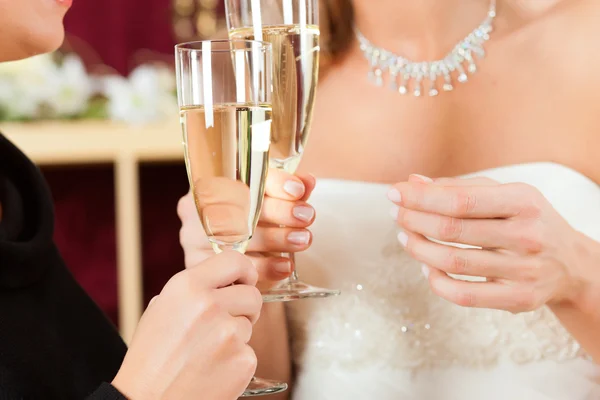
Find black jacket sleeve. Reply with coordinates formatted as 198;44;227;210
0;134;128;399
0;382;126;400
85;383;127;400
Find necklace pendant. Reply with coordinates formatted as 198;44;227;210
428;71;439;97
368;67;384;86
456;62;468;83
413;83;422;97
374;68;384;86
389;64;399;91
472;45;485;58
398;70;409;95
440;62;454;91
411;64;424;97
464;51;477;74
443;75;454;91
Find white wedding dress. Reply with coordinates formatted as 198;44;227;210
287;162;600;400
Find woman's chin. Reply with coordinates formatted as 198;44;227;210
39;27;66;54
1;27;65;62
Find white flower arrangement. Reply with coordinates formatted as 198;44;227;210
0;52;177;124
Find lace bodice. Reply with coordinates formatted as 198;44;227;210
287;163;600;400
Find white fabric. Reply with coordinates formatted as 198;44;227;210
287;162;600;400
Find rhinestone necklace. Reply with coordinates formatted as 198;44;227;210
355;0;497;97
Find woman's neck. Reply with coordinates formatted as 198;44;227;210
351;0;496;60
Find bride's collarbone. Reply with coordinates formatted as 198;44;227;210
306;103;595;182
309;85;563;176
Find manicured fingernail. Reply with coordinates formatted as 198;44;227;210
293;205;315;222
274;260;291;274
284;180;305;198
411;174;433;183
421;264;430;279
390;205;399;220
288;231;310;245
387;188;401;203
397;231;408;247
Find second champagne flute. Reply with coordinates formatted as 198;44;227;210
175;39;287;397
225;0;341;302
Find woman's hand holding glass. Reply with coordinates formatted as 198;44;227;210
111;252;262;400
179;169;316;291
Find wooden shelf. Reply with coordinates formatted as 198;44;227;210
1;119;186;343
1;119;184;165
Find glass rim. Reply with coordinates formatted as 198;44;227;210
175;39;272;53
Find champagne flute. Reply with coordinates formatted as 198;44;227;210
225;0;341;302
175;39;287;397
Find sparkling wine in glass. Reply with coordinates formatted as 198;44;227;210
225;0;341;302
175;39;287;397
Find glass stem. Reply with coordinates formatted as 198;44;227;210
274;163;301;284
283;252;300;283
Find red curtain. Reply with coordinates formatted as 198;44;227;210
63;0;177;75
43;0;189;325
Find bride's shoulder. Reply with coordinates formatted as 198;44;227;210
552;0;600;84
503;0;599;55
511;0;600;31
541;0;600;30
542;0;600;180
517;0;600;14
523;0;600;80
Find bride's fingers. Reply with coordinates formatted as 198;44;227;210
259;197;316;227
297;173;317;201
430;176;498;186
408;174;497;186
182;249;293;289
265;169;318;201
246;253;294;290
248;227;312;253
181;225;312;259
426;267;541;313
400;231;538;281
265;168;307;200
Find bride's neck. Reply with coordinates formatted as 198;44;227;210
351;0;496;59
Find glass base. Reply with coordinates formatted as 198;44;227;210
262;280;341;303
241;377;288;397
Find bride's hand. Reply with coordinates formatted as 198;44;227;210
388;174;587;313
178;169;316;290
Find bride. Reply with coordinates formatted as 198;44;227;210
178;0;600;398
